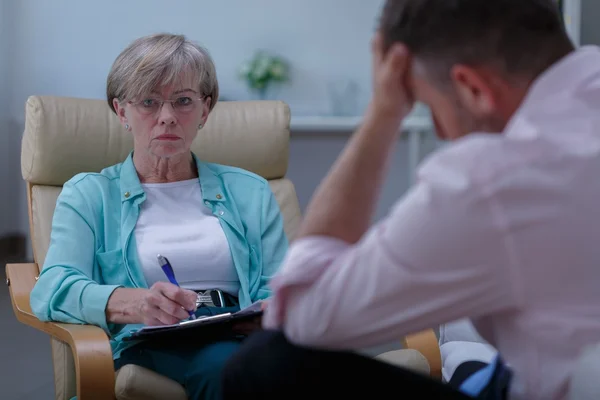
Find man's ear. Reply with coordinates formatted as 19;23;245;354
450;65;496;117
112;98;128;125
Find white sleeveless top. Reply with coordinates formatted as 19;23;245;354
134;178;240;296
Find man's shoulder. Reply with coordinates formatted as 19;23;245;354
418;134;506;187
418;131;570;195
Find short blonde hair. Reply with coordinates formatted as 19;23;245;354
106;33;219;114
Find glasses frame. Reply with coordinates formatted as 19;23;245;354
128;95;208;115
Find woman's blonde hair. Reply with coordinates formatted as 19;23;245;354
106;33;219;114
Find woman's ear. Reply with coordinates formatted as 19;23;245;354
112;98;129;126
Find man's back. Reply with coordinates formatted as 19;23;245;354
258;46;600;400
453;45;600;399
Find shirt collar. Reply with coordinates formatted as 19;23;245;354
505;46;600;137
524;46;600;105
119;152;226;203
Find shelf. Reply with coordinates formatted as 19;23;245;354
290;114;433;132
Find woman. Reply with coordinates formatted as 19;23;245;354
30;33;289;400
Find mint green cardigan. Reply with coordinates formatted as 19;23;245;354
30;152;288;359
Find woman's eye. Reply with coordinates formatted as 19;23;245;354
142;99;157;107
176;97;193;105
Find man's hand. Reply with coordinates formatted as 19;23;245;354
106;282;198;326
367;32;415;125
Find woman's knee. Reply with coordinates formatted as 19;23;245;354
185;340;242;399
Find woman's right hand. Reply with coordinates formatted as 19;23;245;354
106;283;198;326
139;282;198;325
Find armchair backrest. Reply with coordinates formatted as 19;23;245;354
21;95;302;400
21;95;302;268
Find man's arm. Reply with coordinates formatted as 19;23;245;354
262;34;521;348
264;163;521;348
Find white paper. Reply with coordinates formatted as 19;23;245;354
136;313;232;332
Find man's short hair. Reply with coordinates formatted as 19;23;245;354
379;0;574;85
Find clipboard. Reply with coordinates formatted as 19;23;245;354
123;301;264;342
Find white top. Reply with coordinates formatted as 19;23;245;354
263;46;600;400
134;178;240;296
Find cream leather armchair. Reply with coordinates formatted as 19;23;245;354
6;95;441;400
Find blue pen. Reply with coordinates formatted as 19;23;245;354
157;254;196;320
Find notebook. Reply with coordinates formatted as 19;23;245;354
123;301;264;341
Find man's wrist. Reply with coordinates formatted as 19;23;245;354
361;103;406;138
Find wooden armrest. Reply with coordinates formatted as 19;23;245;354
402;329;442;379
6;263;115;399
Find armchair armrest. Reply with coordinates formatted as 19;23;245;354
6;263;115;399
402;329;442;379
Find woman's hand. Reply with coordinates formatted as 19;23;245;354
106;282;198;326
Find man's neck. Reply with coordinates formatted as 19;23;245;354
133;151;198;183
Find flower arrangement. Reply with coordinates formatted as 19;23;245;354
238;51;290;99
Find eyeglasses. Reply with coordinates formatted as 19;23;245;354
129;96;207;115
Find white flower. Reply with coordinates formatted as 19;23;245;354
270;63;285;79
238;62;252;77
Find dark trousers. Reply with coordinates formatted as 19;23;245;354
449;361;490;389
221;330;476;399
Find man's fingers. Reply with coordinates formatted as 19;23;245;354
260;300;269;311
384;43;410;79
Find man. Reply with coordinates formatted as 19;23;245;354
222;0;600;399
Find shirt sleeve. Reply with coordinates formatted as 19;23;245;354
30;180;121;333
262;167;522;350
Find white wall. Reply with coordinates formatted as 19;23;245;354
581;0;600;45
0;1;7;235
0;0;21;238
8;0;383;117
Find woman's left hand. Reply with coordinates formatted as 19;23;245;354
231;300;269;335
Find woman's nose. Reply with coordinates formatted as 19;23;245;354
158;102;177;125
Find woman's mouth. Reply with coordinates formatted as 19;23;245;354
156;134;181;141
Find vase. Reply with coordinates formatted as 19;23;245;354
250;87;269;100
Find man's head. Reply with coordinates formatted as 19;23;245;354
379;0;574;140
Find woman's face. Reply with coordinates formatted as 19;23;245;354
114;72;211;159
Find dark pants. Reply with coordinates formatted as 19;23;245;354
449;361;490;389
115;305;242;400
221;330;477;399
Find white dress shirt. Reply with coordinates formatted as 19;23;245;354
263;46;600;400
